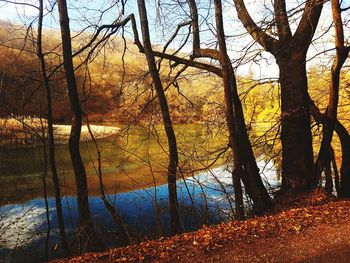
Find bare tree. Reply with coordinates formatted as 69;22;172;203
233;0;324;192
137;0;182;234
213;0;272;215
315;0;350;195
124;0;272;214
36;0;69;255
57;0;99;250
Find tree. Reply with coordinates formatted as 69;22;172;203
137;0;182;234
214;0;272;215
37;0;69;255
128;0;272;214
233;0;324;192
314;0;350;195
57;0;98;250
192;0;272;215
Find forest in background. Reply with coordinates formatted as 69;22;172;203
1;19;349;174
1;19;348;127
0;21;217;124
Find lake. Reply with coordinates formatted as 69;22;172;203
0;124;280;262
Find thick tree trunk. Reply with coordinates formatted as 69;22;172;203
57;0;98;251
233;0;323;194
277;56;316;192
137;0;182;234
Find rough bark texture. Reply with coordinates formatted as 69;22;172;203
233;0;324;192
57;0;98;250
137;0;182;234
277;55;317;191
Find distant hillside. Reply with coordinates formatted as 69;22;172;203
0;21;348;135
0;22;222;124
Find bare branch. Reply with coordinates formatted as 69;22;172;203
292;0;324;50
274;0;292;42
232;0;279;53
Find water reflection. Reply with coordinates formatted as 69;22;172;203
0;124;227;204
0;164;279;263
0;125;280;262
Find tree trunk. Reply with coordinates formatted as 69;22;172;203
37;0;69;255
137;0;182;234
316;0;350;195
232;0;323;194
57;0;98;251
219;62;272;214
230;65;272;213
277;56;316;192
215;0;272;214
331;148;340;195
336;121;350;197
315;47;348;187
315;0;349;187
310;98;350;196
232;163;245;220
324;148;333;194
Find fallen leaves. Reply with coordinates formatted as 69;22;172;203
51;193;350;263
291;225;302;233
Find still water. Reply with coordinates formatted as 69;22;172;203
0;124;279;262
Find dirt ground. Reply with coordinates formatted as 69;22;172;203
52;190;350;263
202;217;350;263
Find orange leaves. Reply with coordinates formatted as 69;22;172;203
52;199;350;263
291;225;302;233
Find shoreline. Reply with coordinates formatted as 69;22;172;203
0;117;120;145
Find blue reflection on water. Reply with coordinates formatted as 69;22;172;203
0;165;279;263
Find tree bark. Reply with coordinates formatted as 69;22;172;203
336;121;350;197
137;0;182;234
232;162;245;220
37;0;69;255
215;0;272;214
57;0;98;250
315;0;349;191
233;0;324;193
277;56;317;191
310;99;350;197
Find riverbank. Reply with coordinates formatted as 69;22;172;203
52;124;120;142
0;124;230;206
0;117;120;145
51;190;350;262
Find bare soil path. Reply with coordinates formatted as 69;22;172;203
203;216;350;263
